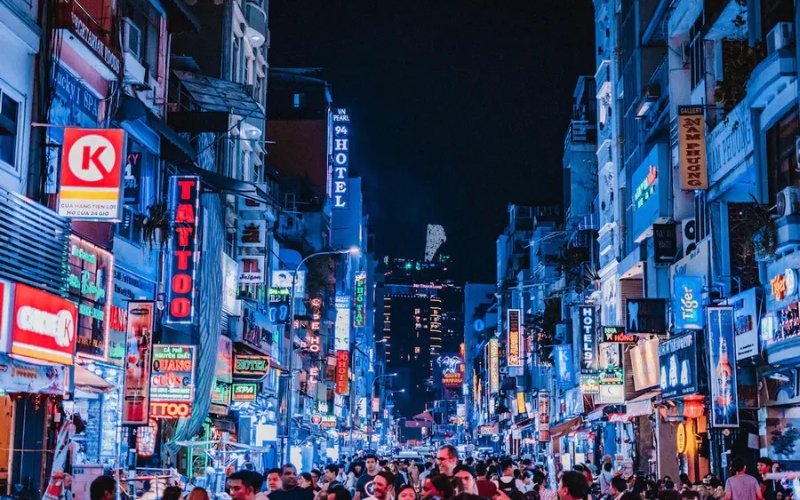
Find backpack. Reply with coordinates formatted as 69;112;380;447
498;478;521;498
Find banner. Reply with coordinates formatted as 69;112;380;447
554;345;574;389
673;276;704;330
122;301;154;425
658;333;698;399
707;307;739;427
507;309;522;367
579;305;598;373
0;353;68;394
678;106;708;190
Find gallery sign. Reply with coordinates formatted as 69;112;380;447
626;298;667;335
122;301;154;426
331;108;350;209
58;128;125;220
678;106;708;190
353;271;367;327
579;305;598;373
165;176;201;324
507;309;522;367
8;282;78;366
150;345;196;403
673;276;704;330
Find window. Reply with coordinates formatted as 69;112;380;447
123;0;161;76
293;93;306;109
0;90;20;170
689;16;705;90
766;107;800;204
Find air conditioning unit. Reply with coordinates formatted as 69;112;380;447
767;22;794;55
777;186;800;218
681;218;697;255
123;19;142;59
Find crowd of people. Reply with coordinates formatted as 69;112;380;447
82;447;795;500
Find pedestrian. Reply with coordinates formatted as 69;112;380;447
599;464;614;496
422;474;455;500
90;476;117;500
188;487;211;500
346;463;363;496
228;471;261;500
437;446;459;478
163;486;183;500
758;457;784;500
396;485;418;500
725;458;762;500
271;466;315;500
497;459;524;498
453;465;479;496
327;486;353;500
476;463;498;499
555;471;590;500
355;455;379;500
364;471;395;500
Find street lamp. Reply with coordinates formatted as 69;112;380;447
284;246;359;465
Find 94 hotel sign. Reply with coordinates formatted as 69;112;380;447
58;128;126;221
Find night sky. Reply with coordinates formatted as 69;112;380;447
268;1;595;283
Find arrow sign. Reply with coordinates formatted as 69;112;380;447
58;128;125;221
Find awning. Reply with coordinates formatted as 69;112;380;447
162;0;201;33
172;71;265;119
74;365;114;393
550;416;583;438
115;95;196;161
585;404;608;422
174;162;273;205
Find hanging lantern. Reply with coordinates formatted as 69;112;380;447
683;396;705;420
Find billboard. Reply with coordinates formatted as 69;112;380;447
122;301;154;425
8;282;78;366
331;108;350;209
678;106;709;190
707;307;739;427
271;270;306;297
658;333;698;399
165;176;201;324
434;353;465;388
507;309;522;367
673;276;704;330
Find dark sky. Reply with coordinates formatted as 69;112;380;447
268;1;596;283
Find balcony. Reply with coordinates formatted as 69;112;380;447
55;0;121;80
746;36;796;110
245;0;269;48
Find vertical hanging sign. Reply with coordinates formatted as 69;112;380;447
353;271;367;327
707;307;739;428
122;301;154;426
165;176;201;324
335;350;349;395
489;338;499;393
507;309;521;367
579;305;598;373
678;106;708;190
331;108;350;209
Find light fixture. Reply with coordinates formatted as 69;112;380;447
239;122;263;140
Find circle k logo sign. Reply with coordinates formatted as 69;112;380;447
7;283;78;365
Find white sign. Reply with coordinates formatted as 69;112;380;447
271;270;306;297
237;220;267;247
786;269;797;297
331;108;350;209
221;253;239;315
335;296;351;351
237;255;266;284
727;288;759;360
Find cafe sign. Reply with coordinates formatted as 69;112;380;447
150;345;196;403
233;355;270;376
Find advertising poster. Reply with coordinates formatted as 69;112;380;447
68;235;114;360
109;267;156;366
150;345;196;403
727;288;759;360
707;307;739;427
673;276;704;330
554;345;574;389
122;301;154;425
217;336;233;383
537;391;550;442
271;270;306;297
658;333;698;399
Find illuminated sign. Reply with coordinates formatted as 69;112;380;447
165;176;201;324
58;128;125;220
516;392;526;417
331;108;350;209
436;354;464;388
678;106;708;190
267;287;290;324
231;383;258;402
674;276;704;330
149;401;191;419
122;301;154;426
537;391;550;442
304;297;322;353
238;255;265;284
335;295;351;350
601;326;635;343
677;422;687;453
580;374;600;394
634;165;658;209
507;309;522;367
335;350;349;395
211;380;231;407
354;271;367;327
150;345;196;403
489;338;499;393
68;235;113;360
772;274;787;300
233;355;270;375
8;283;78;365
579;306;598;373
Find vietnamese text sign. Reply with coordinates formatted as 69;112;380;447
678;106;708;190
673;276;704;330
68;235;113;360
58;128;125;220
507;309;521;367
165;176;201;324
601;326;635;343
122;301;154;426
331;108;350;209
150;345;196;403
233;355;270;376
354;271;367;327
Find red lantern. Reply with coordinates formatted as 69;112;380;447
683;396;705;420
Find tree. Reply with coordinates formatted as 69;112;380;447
771;424;800;458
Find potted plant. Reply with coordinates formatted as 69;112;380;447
142;202;170;250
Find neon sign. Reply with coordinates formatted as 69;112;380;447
489;339;499;393
634;165;658;209
331;108;350;209
507;309;521;367
149;402;191;419
354;271;366;327
165;176;201;324
335;350;349;395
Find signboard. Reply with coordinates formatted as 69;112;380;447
267;287;290;324
434;353;464;388
109;267;156;366
707;307;739;427
233;355;270;376
58;128;125;220
507;309;522;367
630;338;660;391
335;295;351;350
237;220;266;248
210;380;231;407
165;176;201;324
678;106;709;190
658;333;698;399
122;301;154;426
626;298;667;335
221;253;239;315
331;108;350;209
653;222;678;263
537;391;550;442
149;401;191;419
554;345;574;388
68;235;113;360
271;270;306;297
353;271;367;327
601;326;635;343
673;276;704;330
0;353;68;394
489;338;499;393
238;255;266;284
231;383;258;402
150;345;196;403
335;350;349;395
579;306;598;373
9;283;78;365
728;288;759;360
216;336;233;383
598;343;624;404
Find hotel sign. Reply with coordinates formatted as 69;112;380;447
579;306;598;373
233;355;270;376
332;108;350;209
489;338;499;393
507;309;522;367
678;106;709;190
335;350;349;395
165;176;201;324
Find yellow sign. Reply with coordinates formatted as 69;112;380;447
507;309;522;367
678;106;708;190
772;274;787;300
489;339;499;393
676;422;687;453
517;392;526;416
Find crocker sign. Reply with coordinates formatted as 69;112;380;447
9;283;78;365
15;306;75;347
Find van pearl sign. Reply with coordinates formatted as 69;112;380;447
678;106;709;190
165;176;201;324
331;108;350;209
579;306;598;373
673;276;704;330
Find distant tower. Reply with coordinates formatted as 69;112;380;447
425;224;446;262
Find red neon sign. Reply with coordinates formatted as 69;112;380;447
335;350;349;395
149;401;191;419
165;176;201;324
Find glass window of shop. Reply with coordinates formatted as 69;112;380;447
766;107;800;205
115;137;158;244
